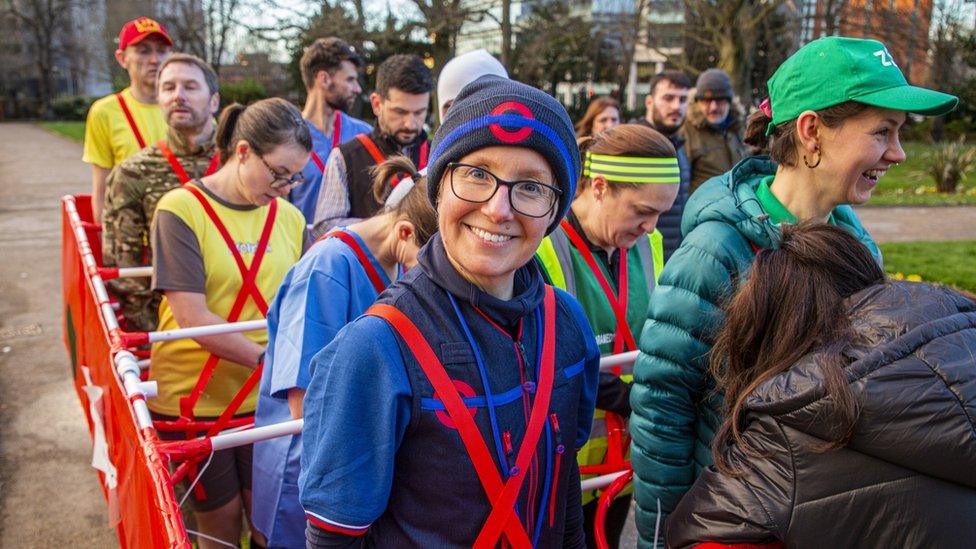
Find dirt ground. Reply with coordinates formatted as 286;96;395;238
0;123;116;546
0;121;973;547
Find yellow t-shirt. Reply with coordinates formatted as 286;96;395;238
83;87;167;169
149;185;304;417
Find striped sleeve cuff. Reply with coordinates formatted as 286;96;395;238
306;511;370;536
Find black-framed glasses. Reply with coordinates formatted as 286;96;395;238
448;162;561;218
258;154;305;189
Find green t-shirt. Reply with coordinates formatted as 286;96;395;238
756;176;836;225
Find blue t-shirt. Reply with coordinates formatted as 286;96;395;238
289;114;372;223
252;229;392;548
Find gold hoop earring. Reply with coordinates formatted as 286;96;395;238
803;148;822;169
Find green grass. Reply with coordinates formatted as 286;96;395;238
37;121;85;142
880;240;976;293
869;141;976;206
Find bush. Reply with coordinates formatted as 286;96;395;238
926;136;976;193
220;78;268;107
51;96;95;121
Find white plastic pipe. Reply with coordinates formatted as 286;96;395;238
210;419;304;451
147;319;267;343
599;350;638;372
580;470;630;492
114;350;154;430
204;418;630;492
117;266;153;278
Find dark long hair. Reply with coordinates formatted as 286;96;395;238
710;222;886;475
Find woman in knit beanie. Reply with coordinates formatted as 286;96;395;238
300;75;601;547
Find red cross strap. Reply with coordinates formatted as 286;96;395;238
355;134;429;188
310;151;325;172
157;140;220;184
175;185;278;498
316;230;387;295
366;285;557;548
560;220;632;469
116;92;147;148
309;111;342;174
560;220;636;353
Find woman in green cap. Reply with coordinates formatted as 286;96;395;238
628;35;957;548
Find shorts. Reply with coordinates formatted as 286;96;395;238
152;411;254;513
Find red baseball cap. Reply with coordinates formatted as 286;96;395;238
118;17;173;50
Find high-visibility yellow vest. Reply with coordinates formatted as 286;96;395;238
536;228;663;504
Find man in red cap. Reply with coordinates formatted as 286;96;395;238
83;17;173;222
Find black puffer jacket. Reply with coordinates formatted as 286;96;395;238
666;281;976;549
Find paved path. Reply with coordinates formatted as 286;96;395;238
855;205;976;243
0;123;116;546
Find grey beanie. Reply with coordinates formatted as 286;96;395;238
696;68;734;99
427;75;580;234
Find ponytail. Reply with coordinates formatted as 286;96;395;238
743;109;772;156
215;103;247;165
369;155;438;247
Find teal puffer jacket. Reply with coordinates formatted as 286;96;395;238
629;156;880;548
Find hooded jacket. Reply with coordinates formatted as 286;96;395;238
666;281;976;548
629;156;880;548
680;99;748;193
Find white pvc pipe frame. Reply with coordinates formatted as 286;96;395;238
67;197;635;494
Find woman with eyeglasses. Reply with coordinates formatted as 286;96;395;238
149;98;309;549
300;76;600;547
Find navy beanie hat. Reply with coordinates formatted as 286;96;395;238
427;75;581;233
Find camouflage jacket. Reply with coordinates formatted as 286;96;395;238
102;126;218;331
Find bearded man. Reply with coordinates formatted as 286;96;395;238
101;53;220;331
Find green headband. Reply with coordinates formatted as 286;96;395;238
583;152;680;184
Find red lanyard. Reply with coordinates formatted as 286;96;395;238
316;229;387;295
115;92;146;148
366;285;557;548
559;219;636;354
157;140;220;184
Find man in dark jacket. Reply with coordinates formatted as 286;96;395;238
681;69;748;193
311;54;432;235
667;281;976;548
636;70;691;260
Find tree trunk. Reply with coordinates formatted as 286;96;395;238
500;0;511;68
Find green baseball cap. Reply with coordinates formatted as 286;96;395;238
766;36;958;134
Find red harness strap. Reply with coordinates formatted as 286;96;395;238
115;92;147;148
560;220;632;469
157;140;220;184
316;230;387;295
310;151;325;172
366;286;557;548
560;220;636;353
355;134;429;187
174;185;278;496
309;111;343;173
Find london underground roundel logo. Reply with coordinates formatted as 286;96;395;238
490;101;534;143
434;379;478;429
